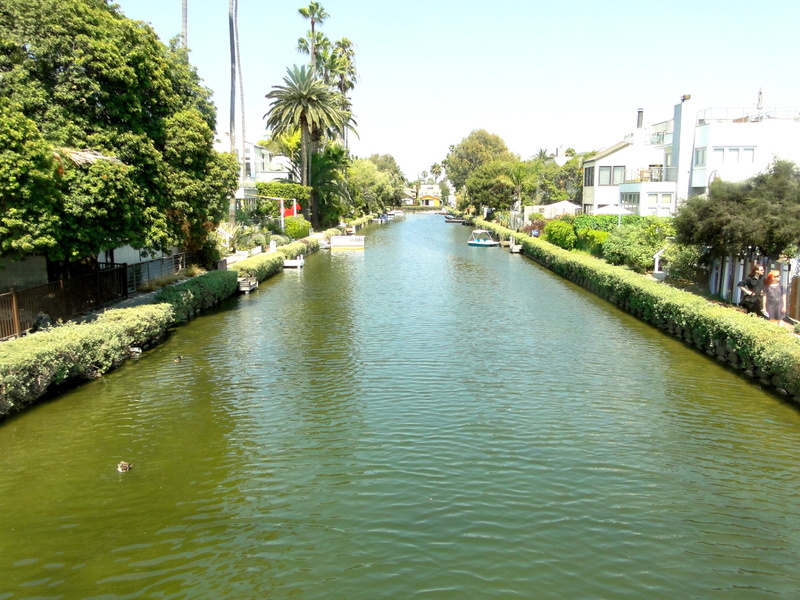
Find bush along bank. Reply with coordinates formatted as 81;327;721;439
0;229;346;421
472;217;800;402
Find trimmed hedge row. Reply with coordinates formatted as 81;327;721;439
0;304;174;418
0;229;342;419
154;270;239;323
472;217;800;400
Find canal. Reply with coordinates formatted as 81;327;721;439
1;213;799;599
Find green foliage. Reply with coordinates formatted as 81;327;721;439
602;219;674;273
0;304;173;418
154;270;238;322
348;159;398;215
571;214;644;233
576;229;609;256
543;219;577;250
674;160;800;258
312;144;351;227
229;253;284;281
662;243;706;284
465;160;515;209
445;129;516;191
0;1;238;261
284;215;312;239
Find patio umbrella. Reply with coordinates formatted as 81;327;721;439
593;204;632;215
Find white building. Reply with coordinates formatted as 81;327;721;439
582;97;800;216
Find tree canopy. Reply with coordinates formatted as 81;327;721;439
444;129;516;192
0;0;238;261
674;160;800;259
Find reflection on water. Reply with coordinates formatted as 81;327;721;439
1;214;799;599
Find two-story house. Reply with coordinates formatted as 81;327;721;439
583;96;800;216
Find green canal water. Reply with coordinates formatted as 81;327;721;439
2;214;800;599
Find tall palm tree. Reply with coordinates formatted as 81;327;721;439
264;65;348;224
181;0;188;48
228;0;236;153
297;2;329;73
332;37;357;148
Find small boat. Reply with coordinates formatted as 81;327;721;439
389;209;404;216
467;229;500;247
283;255;305;268
330;235;365;250
444;216;463;223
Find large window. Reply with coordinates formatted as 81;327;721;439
599;166;625;186
695;147;707;167
583;166;595;186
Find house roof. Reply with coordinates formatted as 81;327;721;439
584;141;631;163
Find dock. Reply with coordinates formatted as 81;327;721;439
283;255;305;268
237;276;258;293
330;235;365;250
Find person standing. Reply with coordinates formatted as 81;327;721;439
738;264;765;315
762;270;786;324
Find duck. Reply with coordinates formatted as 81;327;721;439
117;461;133;472
173;355;183;363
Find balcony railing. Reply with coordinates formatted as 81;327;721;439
624;167;677;183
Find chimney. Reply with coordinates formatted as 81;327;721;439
636;108;644;129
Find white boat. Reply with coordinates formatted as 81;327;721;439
467;229;500;247
283;255;305;268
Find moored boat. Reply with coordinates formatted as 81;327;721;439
467;229;500;247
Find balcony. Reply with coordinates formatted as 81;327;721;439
624;167;676;183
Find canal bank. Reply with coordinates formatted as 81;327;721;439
468;216;800;405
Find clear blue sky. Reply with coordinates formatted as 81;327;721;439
113;0;800;181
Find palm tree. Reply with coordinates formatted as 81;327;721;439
430;163;442;183
264;65;349;225
297;2;329;72
228;0;236;153
535;148;550;162
332;37;357;148
507;162;532;210
181;0;188;48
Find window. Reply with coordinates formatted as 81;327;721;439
713;148;725;163
583;166;595;187
743;148;755;163
728;148;739;163
613;166;625;185
599;166;611;185
695;147;706;167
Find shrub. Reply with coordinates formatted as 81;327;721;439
544;219;577;250
576;229;608;256
154;270;238;322
229;253;284;281
284;216;311;239
662;243;706;283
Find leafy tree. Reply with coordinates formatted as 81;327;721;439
445;129;516;191
253;181;311;221
348;159;395;214
465;160;515;210
674;160;800;259
0;1;237;262
367;154;405;206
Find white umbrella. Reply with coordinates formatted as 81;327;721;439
593;204;632;216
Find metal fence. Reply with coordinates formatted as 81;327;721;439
0;264;128;341
127;253;186;293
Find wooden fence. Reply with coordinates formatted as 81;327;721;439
0;264;127;341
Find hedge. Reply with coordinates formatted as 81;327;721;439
472;217;800;400
154;270;239;323
0;304;174;418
